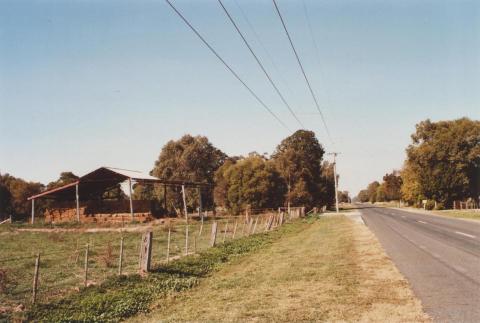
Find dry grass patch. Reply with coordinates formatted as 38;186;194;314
131;216;429;322
432;210;480;221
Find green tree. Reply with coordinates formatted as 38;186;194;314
0;173;44;220
272;130;326;209
366;181;380;203
383;171;402;201
213;158;237;209
151;134;227;214
214;156;286;214
357;189;370;203
46;172;79;190
376;184;386;202
405;118;480;207
401;161;423;205
319;161;336;208
0;182;12;220
338;191;350;203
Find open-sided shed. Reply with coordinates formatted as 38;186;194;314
27;167;210;223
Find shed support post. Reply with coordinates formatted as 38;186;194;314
75;183;80;222
31;199;35;224
181;185;188;220
198;187;202;213
128;178;134;221
182;185;189;254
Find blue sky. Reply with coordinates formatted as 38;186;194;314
1;0;479;195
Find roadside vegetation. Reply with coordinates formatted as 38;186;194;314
131;216;429;322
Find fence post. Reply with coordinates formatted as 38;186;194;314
266;215;274;231
210;221;218;247
84;244;89;287
232;220;238;239
118;237;124;275
252;217;258;234
198;215;204;237
139;231;153;273
247;218;254;235
32;252;40;304
223;220;229;243
166;227;171;263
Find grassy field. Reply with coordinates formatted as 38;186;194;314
131;215;429;322
432;209;480;220
18;217;299;321
0;215;253;313
2;215;430;322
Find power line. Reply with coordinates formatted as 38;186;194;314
164;0;290;131
232;0;299;105
272;0;333;142
301;0;322;67
217;0;304;128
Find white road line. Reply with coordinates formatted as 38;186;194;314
455;231;476;239
453;265;467;273
417;220;428;224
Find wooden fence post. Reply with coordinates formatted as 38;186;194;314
84;244;89;287
139;231;153;273
166;227;171;263
252;217;258;234
223;221;229;243
232;220;238;239
247;218;254;235
32;252;40;304
118;237;124;275
210;221;218;247
266;215;274;231
198;215;204;237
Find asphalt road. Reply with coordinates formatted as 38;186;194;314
360;206;480;323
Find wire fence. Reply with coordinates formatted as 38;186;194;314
0;207;305;311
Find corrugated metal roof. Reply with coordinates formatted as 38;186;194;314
27;166;213;200
103;167;158;181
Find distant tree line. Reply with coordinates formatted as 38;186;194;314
356;118;480;209
0;130;337;220
356;171;402;204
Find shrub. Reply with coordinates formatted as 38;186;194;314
425;200;436;210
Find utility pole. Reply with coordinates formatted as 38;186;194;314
328;152;340;213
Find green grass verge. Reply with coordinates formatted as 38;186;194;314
19;221;307;322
